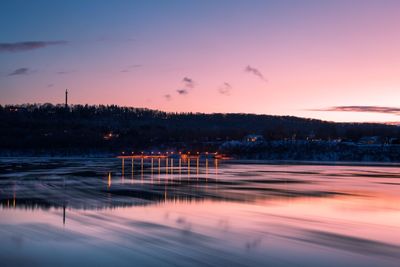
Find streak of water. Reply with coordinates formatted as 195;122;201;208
0;158;399;267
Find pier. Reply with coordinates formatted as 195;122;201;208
113;151;222;187
117;151;227;160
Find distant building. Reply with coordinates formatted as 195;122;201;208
358;136;382;145
244;134;264;143
103;132;119;140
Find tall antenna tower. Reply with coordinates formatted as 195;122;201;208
65;89;68;108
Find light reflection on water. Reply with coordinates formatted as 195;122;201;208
0;158;400;267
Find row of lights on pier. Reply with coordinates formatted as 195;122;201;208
120;151;218;155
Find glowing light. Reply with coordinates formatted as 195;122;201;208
108;172;112;188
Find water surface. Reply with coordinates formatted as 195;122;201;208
0;157;399;267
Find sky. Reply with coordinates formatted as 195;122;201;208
1;0;400;123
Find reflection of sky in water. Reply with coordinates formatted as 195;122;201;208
0;158;400;267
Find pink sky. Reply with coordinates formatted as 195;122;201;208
1;1;400;123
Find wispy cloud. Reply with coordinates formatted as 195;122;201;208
218;82;232;96
164;94;172;101
174;77;196;96
176;89;188;95
8;68;30;76
121;64;142;73
56;70;75;75
0;41;67;53
313;106;400;115
244;65;267;82
182;77;195;88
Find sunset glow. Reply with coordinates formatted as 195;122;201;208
1;0;400;122
2;2;400;266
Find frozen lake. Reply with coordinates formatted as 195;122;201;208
0;157;399;267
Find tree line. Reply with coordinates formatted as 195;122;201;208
1;103;399;154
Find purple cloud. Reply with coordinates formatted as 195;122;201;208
0;41;68;53
164;94;172;100
121;64;142;73
218;82;232;96
175;77;196;96
182;77;195;88
313;106;400;115
8;68;29;76
177;89;188;95
245;65;267;82
56;70;75;75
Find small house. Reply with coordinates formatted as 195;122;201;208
244;134;264;143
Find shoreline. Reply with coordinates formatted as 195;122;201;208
2;155;400;167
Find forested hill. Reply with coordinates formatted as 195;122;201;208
1;103;399;154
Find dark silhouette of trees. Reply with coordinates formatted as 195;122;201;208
1;103;399;154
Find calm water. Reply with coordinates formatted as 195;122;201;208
0;157;399;267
